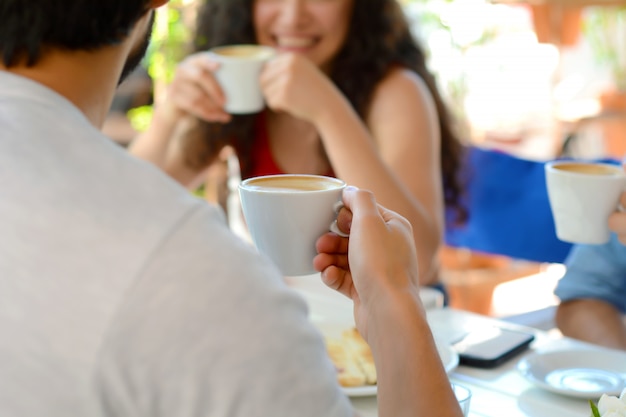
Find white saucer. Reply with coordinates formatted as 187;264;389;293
342;385;378;397
518;348;626;398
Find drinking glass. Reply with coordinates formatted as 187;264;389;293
452;383;472;416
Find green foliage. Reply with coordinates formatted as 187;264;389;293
191;183;206;198
583;6;626;91
145;1;194;86
590;399;601;417
127;105;154;133
125;1;196;132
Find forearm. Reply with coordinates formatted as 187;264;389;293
556;299;626;350
315;98;441;284
128;104;179;168
367;289;462;417
129;106;209;187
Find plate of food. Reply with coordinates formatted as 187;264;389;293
517;348;626;399
323;326;459;397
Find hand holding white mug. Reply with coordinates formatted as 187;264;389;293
545;161;626;244
160;52;231;124
260;52;342;124
313;186;421;339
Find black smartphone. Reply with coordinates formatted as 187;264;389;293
452;326;535;369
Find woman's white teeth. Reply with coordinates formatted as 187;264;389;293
277;37;314;48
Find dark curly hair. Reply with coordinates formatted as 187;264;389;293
0;0;151;67
184;0;467;222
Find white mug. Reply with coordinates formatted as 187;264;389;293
208;44;275;114
239;174;346;276
545;161;626;244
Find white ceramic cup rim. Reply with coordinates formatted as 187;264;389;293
238;174;347;276
545;160;624;177
239;174;346;193
208;44;276;62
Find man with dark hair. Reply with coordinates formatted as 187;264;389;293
0;1;462;416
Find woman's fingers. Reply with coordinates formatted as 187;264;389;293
168;54;231;122
259;53;291;86
186;56;226;106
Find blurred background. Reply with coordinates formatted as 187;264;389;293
105;0;626;325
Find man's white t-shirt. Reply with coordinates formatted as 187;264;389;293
0;71;351;417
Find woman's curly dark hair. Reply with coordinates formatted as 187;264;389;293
184;0;467;222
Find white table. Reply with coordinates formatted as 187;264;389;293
286;275;597;417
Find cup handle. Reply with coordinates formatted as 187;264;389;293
330;201;350;238
619;183;626;212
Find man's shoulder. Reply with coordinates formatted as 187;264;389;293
95;223;352;416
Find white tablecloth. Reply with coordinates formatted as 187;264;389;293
286;275;598;417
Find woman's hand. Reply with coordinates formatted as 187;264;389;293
259;53;343;124
128;52;231;186
160;52;231;124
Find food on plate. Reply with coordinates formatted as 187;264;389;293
325;328;377;387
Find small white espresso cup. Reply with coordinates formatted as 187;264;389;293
545;160;626;244
239;174;346;276
208;44;276;114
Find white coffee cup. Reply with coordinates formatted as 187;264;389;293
545;161;626;244
239;174;346;276
208;44;276;114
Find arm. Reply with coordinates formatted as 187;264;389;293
556;299;626;350
261;55;443;285
128;53;231;187
314;187;462;417
96;204;356;417
369;293;459;416
555;235;626;350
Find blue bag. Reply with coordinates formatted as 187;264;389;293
445;146;580;264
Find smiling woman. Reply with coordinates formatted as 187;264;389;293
129;0;467;288
253;0;354;71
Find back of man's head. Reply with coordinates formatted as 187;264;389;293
0;0;151;68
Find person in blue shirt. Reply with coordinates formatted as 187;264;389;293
555;196;626;350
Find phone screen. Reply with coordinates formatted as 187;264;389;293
453;326;534;368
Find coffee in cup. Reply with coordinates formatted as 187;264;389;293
212;45;274;59
208;44;276;114
239;174;346;276
242;175;343;192
545;161;626;244
551;162;621;176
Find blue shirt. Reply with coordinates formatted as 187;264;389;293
555;234;626;313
